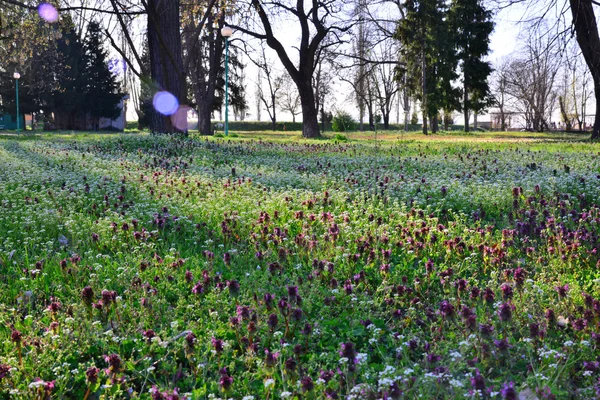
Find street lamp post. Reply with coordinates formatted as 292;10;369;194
13;72;20;134
221;26;233;137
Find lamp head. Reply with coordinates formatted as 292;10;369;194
221;26;233;38
13;72;21;79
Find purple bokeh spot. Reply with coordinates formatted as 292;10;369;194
108;58;127;76
171;106;190;131
38;3;59;23
153;91;179;116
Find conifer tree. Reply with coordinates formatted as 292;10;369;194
396;0;456;134
52;24;87;129
449;0;494;132
83;21;122;130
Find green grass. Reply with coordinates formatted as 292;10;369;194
0;132;598;399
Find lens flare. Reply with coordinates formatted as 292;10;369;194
38;3;59;23
171;106;190;131
108;59;127;76
153;91;179;116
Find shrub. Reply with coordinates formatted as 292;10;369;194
332;111;356;132
411;111;419;125
333;133;348;141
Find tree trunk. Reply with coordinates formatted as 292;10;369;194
296;80;320;138
404;94;410;131
271;93;277;131
431;114;438;133
359;102;365;131
383;112;390;130
569;0;600;139
197;94;214;135
147;0;186;134
464;89;469;132
559;96;572;131
194;27;219;137
396;83;401;124
421;50;428;135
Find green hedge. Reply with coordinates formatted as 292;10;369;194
205;121;466;132
204;121;333;132
130;120;467;133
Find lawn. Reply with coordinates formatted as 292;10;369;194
0;131;599;399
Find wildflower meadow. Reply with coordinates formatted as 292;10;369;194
0;133;599;399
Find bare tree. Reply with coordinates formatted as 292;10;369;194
568;52;593;131
338;59;377;130
231;0;354;138
278;77;301;123
494;0;600;139
558;52;593;132
354;0;369;130
182;2;224;135
506;30;559;132
251;45;283;131
370;36;399;129
314;44;336;132
491;58;512;131
255;68;262;122
563;0;598;137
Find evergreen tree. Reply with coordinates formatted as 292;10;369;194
52;24;87;129
396;0;456;134
211;46;248;120
437;21;461;131
83;21;122;130
449;0;494;131
229;48;249;121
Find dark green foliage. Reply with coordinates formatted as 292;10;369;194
0;15;122;130
396;0;459;134
212;47;248;115
411;110;419;125
449;0;495;129
0;71;37;117
321;110;334;125
396;0;493;133
51;25;87;129
82;21;123;129
229;48;249;120
332;111;356;132
207;121;308;132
